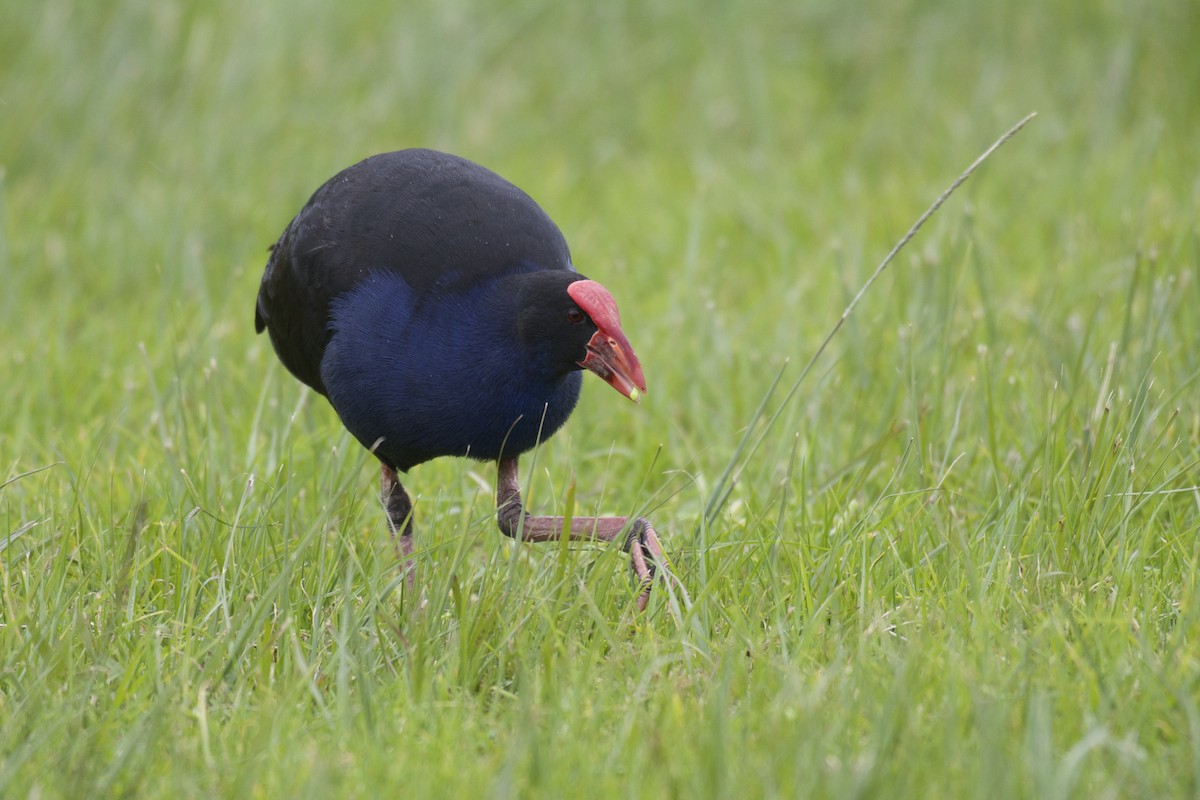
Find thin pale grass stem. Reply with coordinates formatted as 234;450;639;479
0;462;63;492
703;112;1038;526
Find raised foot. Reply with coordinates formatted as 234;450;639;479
495;456;665;611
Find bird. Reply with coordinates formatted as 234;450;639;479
255;148;663;609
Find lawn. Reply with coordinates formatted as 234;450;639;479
2;0;1199;797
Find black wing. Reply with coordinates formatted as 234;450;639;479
254;149;572;394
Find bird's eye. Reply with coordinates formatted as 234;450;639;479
566;308;585;324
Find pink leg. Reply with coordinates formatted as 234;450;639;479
495;456;664;611
382;464;415;585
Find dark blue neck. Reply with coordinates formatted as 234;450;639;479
319;271;583;471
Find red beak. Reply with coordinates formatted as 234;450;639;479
567;279;647;403
579;329;646;402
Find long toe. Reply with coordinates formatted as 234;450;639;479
626;517;662;612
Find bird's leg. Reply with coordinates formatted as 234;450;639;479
495;456;664;611
381;463;415;584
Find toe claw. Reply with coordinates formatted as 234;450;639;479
624;517;662;611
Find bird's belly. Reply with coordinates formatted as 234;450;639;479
328;369;583;472
317;273;585;471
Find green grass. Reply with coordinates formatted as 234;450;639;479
3;0;1200;796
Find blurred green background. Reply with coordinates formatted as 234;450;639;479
2;0;1197;453
2;0;1199;797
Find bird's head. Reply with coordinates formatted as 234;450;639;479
515;272;647;402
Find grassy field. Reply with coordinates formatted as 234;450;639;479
3;0;1199;796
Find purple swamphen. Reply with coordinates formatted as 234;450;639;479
255;149;663;609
